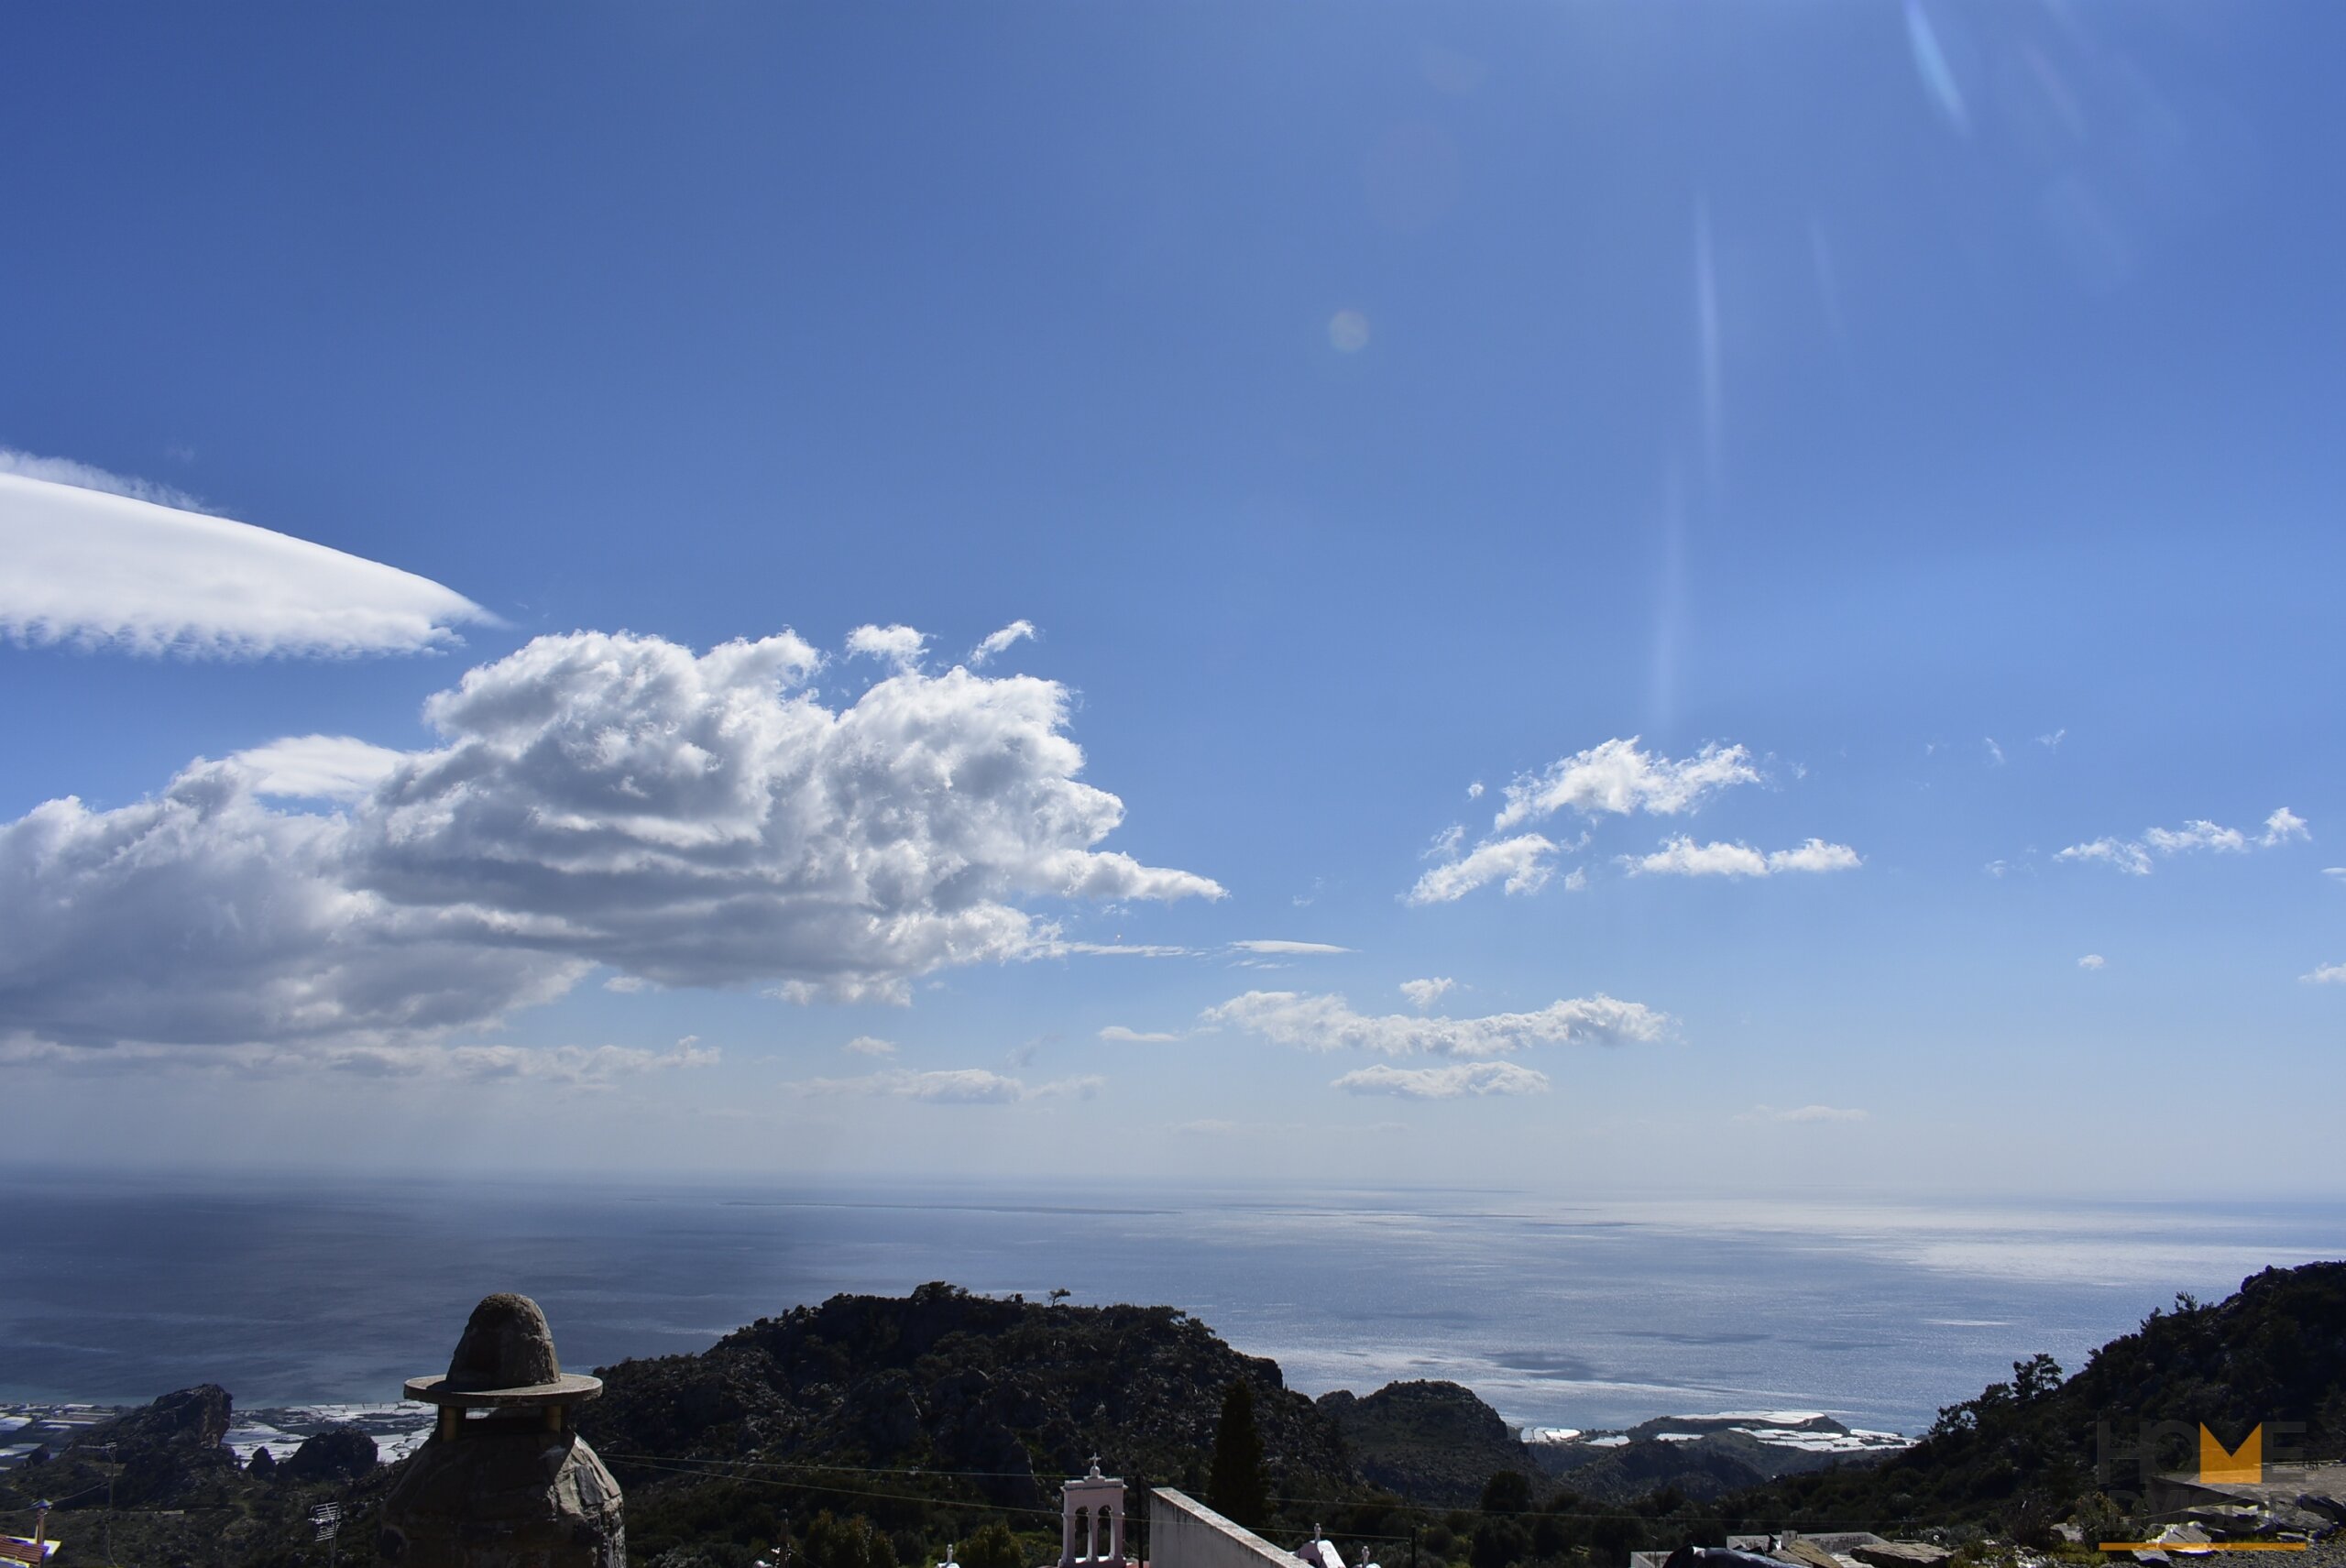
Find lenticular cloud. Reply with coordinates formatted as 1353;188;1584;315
0;629;1222;1055
0;467;491;657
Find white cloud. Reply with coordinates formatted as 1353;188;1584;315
967;620;1036;667
0;1032;718;1088
1407;833;1556;905
232;735;408;802
2299;963;2346;986
844;623;927;670
1333;1062;1550;1099
2262;807;2310;847
0;467;491;657
1633;839;1768;877
2038;729;2066;751
1984;737;2006;766
2055;837;2154;875
1398;977;1454;1010
1562;866;1588;892
0;446;209;510
2326;868;2346;883
1202;990;1667;1058
1735;1103;1869;1124
1627;836;1861;878
793;1068;1103;1103
1465;781;1485;800
1231;939;1351;956
0;629;1219;1057
2057;808;2308;875
1098;1025;1179;1043
1047;941;1197;959
2077;954;2106;970
1494;737;1759;831
2143;820;2247;855
843;1035;898;1057
1767;838;1863;873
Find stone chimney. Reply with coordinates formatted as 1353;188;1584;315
378;1293;623;1568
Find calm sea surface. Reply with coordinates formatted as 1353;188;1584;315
2;1174;2339;1435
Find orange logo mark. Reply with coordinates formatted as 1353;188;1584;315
2199;1423;2262;1485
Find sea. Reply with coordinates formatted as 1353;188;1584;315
1;1174;2340;1442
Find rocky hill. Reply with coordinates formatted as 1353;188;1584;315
579;1281;1360;1555
1718;1261;2346;1537
7;1387;400;1568
1317;1381;1529;1507
17;1262;2341;1568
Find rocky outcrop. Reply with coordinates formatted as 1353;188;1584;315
1318;1380;1525;1506
582;1282;1355;1511
1851;1543;1954;1568
281;1424;379;1483
77;1384;241;1507
95;1383;234;1450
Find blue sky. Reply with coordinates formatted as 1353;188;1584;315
3;4;2341;1194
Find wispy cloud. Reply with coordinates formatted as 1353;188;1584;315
1408;833;1556;905
1903;0;1970;135
1984;737;2006;766
1052;941;1198;959
1203;990;1667;1058
844;623;928;671
2077;954;2106;970
1334;1062;1550;1099
1495;738;1760;831
2300;963;2346;986
1098;1025;1179;1043
792;1068;1102;1103
0;462;492;657
2056;807;2309;875
843;1035;898;1058
967;620;1036;668
1231;939;1351;956
0;446;209;510
0;1032;719;1088
1398;977;1454;1010
2037;729;2067;751
1735;1102;1869;1124
1410;738;1785;906
1626;836;1861;879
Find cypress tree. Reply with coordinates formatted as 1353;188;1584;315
1206;1377;1269;1531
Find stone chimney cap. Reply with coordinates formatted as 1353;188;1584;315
404;1292;602;1409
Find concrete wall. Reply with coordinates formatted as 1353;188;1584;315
1148;1490;1302;1568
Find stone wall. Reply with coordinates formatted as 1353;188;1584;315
1146;1489;1301;1568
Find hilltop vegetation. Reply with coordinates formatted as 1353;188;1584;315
1716;1262;2346;1539
581;1282;1354;1559
15;1263;2344;1568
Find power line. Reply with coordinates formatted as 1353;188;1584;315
599;1453;1927;1532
